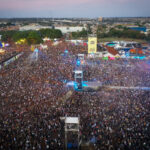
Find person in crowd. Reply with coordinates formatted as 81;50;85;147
0;42;150;150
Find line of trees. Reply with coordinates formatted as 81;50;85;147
71;29;88;38
69;27;150;42
97;28;150;41
0;29;63;45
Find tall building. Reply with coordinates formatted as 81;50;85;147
98;17;103;22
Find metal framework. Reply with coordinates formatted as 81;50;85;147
74;70;83;90
65;117;80;150
77;54;84;60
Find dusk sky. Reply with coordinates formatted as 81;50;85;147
0;0;150;18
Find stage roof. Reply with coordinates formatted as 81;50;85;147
65;117;79;124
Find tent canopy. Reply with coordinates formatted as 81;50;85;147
65;117;79;124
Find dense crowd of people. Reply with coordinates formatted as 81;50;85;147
0;50;18;62
0;42;150;150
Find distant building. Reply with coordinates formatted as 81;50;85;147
54;26;87;34
0;26;19;31
146;28;150;34
98;17;103;22
128;26;147;33
19;24;52;31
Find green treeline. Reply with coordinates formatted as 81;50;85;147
71;27;150;41
97;28;150;41
71;29;88;38
0;27;150;44
0;29;63;45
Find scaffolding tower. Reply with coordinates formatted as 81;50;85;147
74;70;83;90
65;117;80;150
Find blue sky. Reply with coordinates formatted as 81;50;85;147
0;0;150;18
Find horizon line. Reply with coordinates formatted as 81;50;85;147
0;16;150;19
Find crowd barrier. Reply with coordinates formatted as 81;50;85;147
0;52;24;70
102;56;146;60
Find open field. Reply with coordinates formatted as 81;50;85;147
98;37;147;43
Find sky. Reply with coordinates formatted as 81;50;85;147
0;0;150;18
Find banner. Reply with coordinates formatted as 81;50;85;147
102;57;108;60
88;37;97;54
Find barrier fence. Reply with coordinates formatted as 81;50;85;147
0;52;24;70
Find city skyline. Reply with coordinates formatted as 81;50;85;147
0;0;150;18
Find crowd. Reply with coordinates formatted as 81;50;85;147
0;50;18;62
0;42;150;150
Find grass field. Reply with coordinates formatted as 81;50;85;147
98;37;147;43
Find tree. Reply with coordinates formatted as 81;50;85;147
27;31;43;45
0;31;17;42
116;25;123;29
108;28;122;37
97;32;108;38
146;33;150;42
87;24;92;34
71;32;78;38
71;29;88;38
12;31;29;42
39;29;63;39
